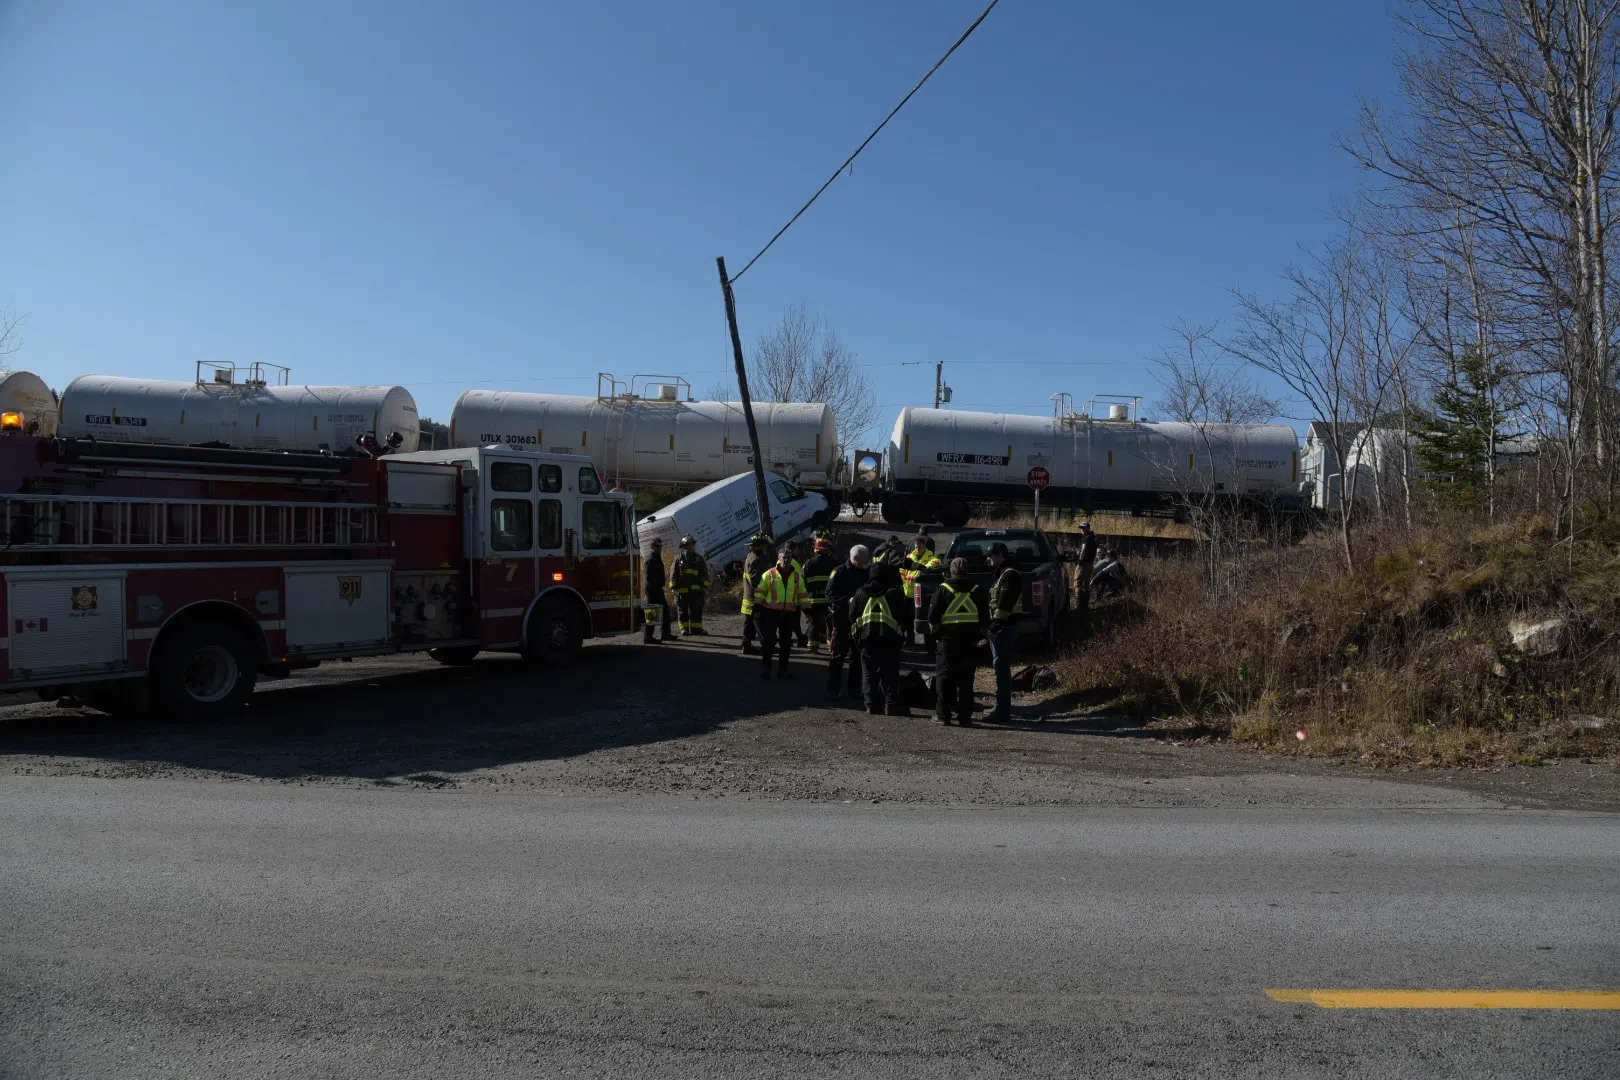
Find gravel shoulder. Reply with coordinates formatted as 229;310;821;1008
0;612;1615;810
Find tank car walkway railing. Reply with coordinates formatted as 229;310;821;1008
0;494;379;550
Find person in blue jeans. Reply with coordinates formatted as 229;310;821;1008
985;541;1024;723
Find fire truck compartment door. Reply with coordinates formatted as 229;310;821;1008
7;573;127;678
284;563;392;650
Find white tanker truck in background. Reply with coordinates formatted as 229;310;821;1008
849;395;1308;527
450;374;842;490
56;362;421;454
12;362;1316;527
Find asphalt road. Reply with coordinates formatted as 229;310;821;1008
3;777;1615;1079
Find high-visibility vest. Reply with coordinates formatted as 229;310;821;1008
854;594;901;637
991;567;1025;621
938;582;981;626
756;567;807;611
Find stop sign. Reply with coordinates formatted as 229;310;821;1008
1026;465;1050;490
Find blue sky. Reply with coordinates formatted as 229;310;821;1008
0;0;1399;443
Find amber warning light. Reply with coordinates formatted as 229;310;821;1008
552;572;565;582
0;412;22;432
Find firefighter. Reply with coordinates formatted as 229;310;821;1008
790;538;812;647
986;541;1024;724
901;530;944;654
801;535;840;653
642;537;671;642
1075;519;1098;625
927;556;988;725
824;543;871;699
853;551;912;715
739;534;773;655
672;535;709;636
755;546;808;679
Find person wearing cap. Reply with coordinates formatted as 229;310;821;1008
641;537;671;642
927;556;988;725
901;531;944;654
739;534;774;655
672;535;709;636
824;543;871;699
755;546;808;679
852;550;912;715
801;535;840;653
986;541;1024;723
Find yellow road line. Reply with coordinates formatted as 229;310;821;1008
1266;989;1620;1010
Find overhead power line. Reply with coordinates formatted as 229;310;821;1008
728;0;1002;284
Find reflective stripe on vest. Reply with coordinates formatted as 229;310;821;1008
939;582;980;626
854;594;901;636
757;568;806;611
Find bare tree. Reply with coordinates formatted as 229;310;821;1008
1227;231;1408;571
0;306;23;371
1349;0;1620;534
738;304;879;449
1151;320;1278;425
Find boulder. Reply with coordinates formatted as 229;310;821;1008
1508;616;1567;656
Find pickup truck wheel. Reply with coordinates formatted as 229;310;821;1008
526;598;583;669
150;620;258;722
428;646;479;666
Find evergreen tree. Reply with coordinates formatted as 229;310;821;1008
1411;350;1519;513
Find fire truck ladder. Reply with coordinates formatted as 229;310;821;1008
1;494;380;550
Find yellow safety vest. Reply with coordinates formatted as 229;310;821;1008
938;582;980;626
756;567;808;611
854;594;901;636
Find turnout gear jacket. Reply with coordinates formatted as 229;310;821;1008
801;552;840;604
740;548;772;616
928;580;988;641
672;552;708;593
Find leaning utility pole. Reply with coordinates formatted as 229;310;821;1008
716;256;775;540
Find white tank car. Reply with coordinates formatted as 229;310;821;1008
451;387;839;488
0;371;59;436
58;375;420;453
882;405;1302;525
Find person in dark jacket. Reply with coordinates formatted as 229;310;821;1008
801;536;840;653
986;541;1024;723
824;544;871;699
927;556;988;725
739;535;773;655
642;538;671;642
853;554;912;716
1075;520;1098;624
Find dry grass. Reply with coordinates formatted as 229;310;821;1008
969;510;1201;540
1061;512;1620;768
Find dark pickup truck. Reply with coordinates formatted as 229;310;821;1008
914;528;1073;650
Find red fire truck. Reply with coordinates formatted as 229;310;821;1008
0;431;639;719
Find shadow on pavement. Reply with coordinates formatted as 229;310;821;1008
0;636;789;782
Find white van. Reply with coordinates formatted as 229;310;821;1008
636;471;828;571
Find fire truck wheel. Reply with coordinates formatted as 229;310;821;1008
525;598;583;668
428;646;479;666
151;620;258;721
